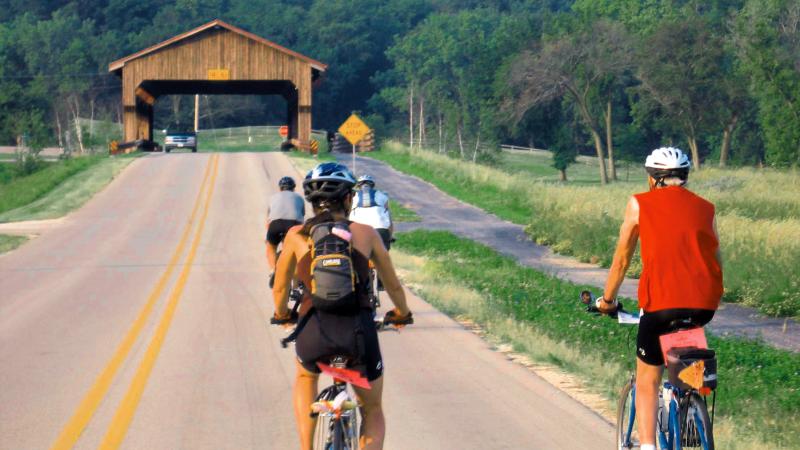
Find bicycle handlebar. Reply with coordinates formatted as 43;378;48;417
580;290;627;318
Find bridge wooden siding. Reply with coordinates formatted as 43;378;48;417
109;20;326;147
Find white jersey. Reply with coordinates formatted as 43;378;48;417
349;188;392;230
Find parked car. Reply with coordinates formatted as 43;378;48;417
164;131;197;152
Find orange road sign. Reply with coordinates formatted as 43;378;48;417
338;114;371;146
279;125;289;138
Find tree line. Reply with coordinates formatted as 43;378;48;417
376;0;800;181
0;0;798;176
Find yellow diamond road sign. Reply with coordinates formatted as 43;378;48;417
338;114;371;145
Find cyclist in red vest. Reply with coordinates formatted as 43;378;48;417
598;147;723;450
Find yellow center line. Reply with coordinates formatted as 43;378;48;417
49;155;215;450
99;154;220;449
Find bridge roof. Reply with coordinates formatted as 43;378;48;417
108;19;327;73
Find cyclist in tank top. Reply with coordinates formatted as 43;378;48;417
598;147;723;450
266;176;305;287
272;163;412;450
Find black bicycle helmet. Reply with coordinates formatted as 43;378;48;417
278;176;296;191
303;162;356;202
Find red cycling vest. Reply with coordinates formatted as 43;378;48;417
634;186;723;312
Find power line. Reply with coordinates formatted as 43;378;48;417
0;72;116;80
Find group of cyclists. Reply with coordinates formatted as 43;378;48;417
265;146;722;450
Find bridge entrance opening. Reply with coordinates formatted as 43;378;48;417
109;19;325;150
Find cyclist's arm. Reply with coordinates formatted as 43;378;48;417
713;216;722;270
370;229;409;316
603;196;640;302
272;232;299;317
385;202;394;234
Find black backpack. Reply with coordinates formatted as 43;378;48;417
308;221;360;314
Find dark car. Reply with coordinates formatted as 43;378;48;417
164;131;197;153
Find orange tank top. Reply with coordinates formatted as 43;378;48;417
635;186;723;312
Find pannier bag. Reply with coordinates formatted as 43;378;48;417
666;347;717;391
309;221;359;313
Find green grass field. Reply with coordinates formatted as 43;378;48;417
0;234;27;254
0;156;105;216
498;150;648;184
393;230;800;449
0;155;136;223
371;142;800;318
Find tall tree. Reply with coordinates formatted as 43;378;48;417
734;0;800;166
506;19;632;184
634;18;728;169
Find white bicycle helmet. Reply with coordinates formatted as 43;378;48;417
645;147;691;186
356;174;375;188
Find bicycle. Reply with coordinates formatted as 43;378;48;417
310;356;363;450
276;314;411;450
581;291;717;450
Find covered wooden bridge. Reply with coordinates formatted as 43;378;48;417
108;19;326;148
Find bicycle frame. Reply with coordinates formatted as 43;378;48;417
624;379;714;450
312;381;359;450
599;303;715;450
311;359;364;450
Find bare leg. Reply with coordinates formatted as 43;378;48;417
267;241;277;270
353;376;385;450
635;359;664;446
294;360;319;450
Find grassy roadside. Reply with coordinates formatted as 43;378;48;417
0;156;105;215
389;199;420;222
0;234;28;254
393;229;799;449
370;142;800;318
0;155;136;223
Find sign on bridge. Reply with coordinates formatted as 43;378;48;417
207;68;230;80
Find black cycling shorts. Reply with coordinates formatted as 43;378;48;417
266;219;301;246
637;308;715;366
295;309;383;381
376;228;392;250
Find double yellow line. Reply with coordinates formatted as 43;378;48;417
51;154;220;450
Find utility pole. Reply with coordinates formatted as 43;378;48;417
194;94;200;132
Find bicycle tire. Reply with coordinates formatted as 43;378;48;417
313;413;334;450
333;417;345;450
330;413;360;450
341;387;361;450
616;378;640;449
680;393;715;449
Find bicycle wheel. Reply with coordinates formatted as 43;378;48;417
616;378;640;449
680;393;714;449
313;413;335;450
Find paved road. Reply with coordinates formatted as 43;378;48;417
1;152;613;449
341;154;799;352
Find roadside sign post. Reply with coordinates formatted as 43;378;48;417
338;114;371;174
